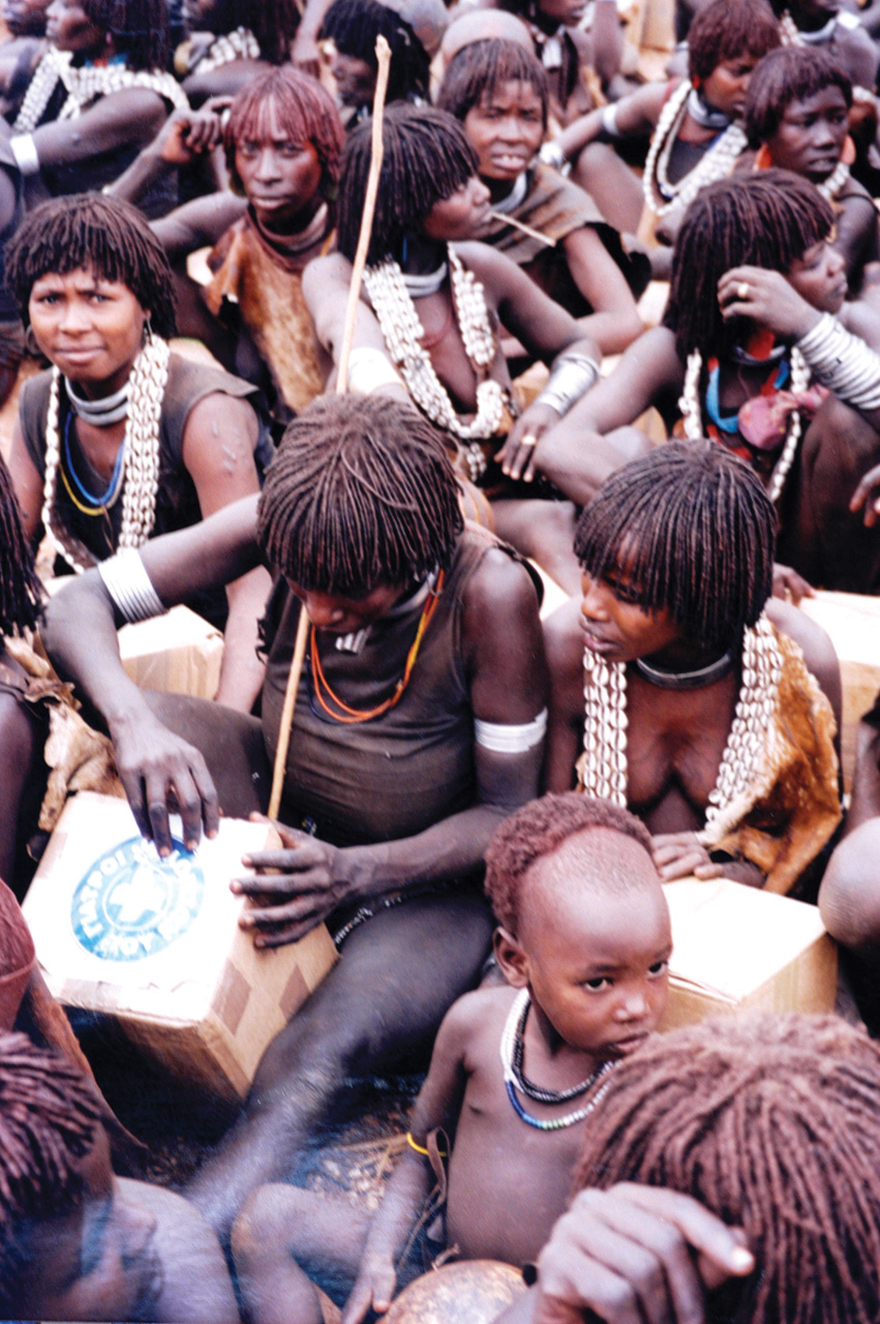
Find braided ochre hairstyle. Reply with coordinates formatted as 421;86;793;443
664;170;833;364
257;395;463;596
0;1033;105;1310
337;104;478;265
574;440;775;652
574;1013;880;1324
5;193;176;338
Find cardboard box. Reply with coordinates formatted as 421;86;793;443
799;589;880;794
45;578;225;702
660;878;836;1031
117;605;224;701
23;792;337;1099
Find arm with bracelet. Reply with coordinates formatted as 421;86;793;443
500;346;600;484
41;498;263;852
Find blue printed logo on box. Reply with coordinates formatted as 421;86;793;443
71;837;205;962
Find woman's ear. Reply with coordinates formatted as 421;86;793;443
494;925;530;988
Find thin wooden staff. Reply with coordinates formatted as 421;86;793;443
487;211;556;248
267;34;392;821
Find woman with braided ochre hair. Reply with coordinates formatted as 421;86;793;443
41;390;548;1246
510;169;880;593
543;0;779;277
500;1014;880;1324
110;64;346;429
543;440;840;895
0;1032;238;1321
306;103;602;592
5;193;274;713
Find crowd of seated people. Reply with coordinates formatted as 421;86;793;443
3;0;880;1317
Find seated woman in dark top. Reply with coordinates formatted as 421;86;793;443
437;38;644;355
40;392;549;1246
7;0;187;214
5;194;273;712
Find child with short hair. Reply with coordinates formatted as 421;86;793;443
231;792;671;1324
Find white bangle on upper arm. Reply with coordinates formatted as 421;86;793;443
10;133;40;175
474;709;548;753
98;548;168;623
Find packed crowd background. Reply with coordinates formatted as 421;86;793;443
2;0;880;1318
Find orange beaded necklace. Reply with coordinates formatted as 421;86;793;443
309;571;445;723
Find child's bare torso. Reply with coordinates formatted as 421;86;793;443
445;987;597;1267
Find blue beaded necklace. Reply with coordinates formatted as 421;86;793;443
62;411;126;512
500;989;615;1131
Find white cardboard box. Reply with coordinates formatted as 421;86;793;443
23;792;337;1099
45;580;225;701
661;878;837;1030
116;605;224;700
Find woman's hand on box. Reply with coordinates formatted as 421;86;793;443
233;821;349;947
110;709;220;856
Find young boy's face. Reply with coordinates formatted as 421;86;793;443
517;828;671;1060
15;1126;162;1321
764;86;849;183
463;79;545;182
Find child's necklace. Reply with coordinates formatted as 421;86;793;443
500;989;614;1130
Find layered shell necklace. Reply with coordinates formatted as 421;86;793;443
363;248;506;480
643;79;747;218
42;336;170;572
679;346;810;503
191;26;260;76
14;46;187;133
500;989;615;1130
579;612;783;848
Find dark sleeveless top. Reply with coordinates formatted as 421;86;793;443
19;354;274;627
261;530;506;848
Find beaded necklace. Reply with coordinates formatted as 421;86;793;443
191;26;260;75
309;570;444;723
42;337;170;572
500;990;614;1131
579;613;783;850
818;158;850;201
15;46;186;132
363;249;509;481
643;79;747;218
679;346;810;503
61;411;126;513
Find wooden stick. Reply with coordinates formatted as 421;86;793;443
487;211;556;248
335;35;392;393
267;606;310;819
266;34;392;822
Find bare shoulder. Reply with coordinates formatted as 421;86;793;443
303;250;352;290
184;389;259;450
764;597;841;721
440;985;518;1050
544;596;584;680
452;241;520;296
465;544;541;620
